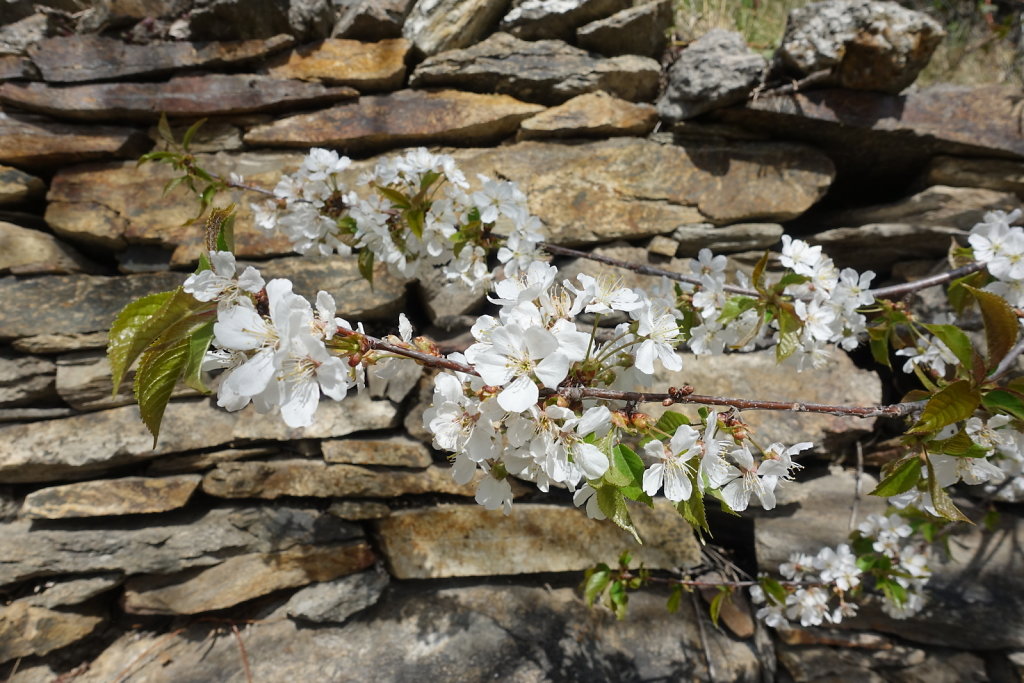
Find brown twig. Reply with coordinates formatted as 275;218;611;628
230;623;254;683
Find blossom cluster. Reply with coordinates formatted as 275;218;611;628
751;513;932;628
251;147;544;292
971;208;1024;307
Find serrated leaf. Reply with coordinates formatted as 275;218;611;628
182;320;215;393
205;205;236;253
926;428;989;458
583;569;610;605
358;249;375;288
717;296;757;324
613;444;644;481
908;380;981;434
162;175;187;197
983;389;1024;421
181;118;207;151
134;335;190;445
596;486;642;545
948;270;990;315
922;323;975;371
870;455;922;497
677;486;709;537
964;285;1020;372
924;456;971;523
620;485;654;506
654;410;689;436
107;290;175;395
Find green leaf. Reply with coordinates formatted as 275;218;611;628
182;320;215;393
156;112;174;145
596;486;642;545
620;485;654;506
948;270;990;315
653;410;689;436
908;380;981;434
751;250;770;292
181;118;207;151
924;455;971;523
709;588;729;628
984;506;1001;532
419;169;442;192
964;285;1020;372
868;325;892;369
107;290;175;395
926;428;989;458
717;296;758;324
134;335;190;445
666;585;683;613
358;249;375;288
869;456;922;497
676;488;709;537
983;389;1024;421
774;271;810;291
922;323;975;371
404;207;425;239
375;185;410;209
775;306;802;362
583;569;611;605
207;206;236;253
613;444;644;481
760;577;786;606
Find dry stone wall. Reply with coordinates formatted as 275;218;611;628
0;0;1021;680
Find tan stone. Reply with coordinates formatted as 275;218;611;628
824;185;1018;229
266;38;410;90
517;91;657;140
0;603;103;664
328;500;391;520
0;396;398;483
244;89;544;151
0;221;95;275
374;502;701;579
11;332;109;355
145;446;278;474
402;0;508;56
0;75;358;122
924;155;1024;198
123;542;375;615
28;34;294;82
21;474;201;519
202;461;479;499
0;110;148;167
0;164;44;204
56;351;198;412
321;436;432;467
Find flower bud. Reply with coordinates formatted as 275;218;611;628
630;412;653;430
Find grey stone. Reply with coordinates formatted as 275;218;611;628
55;350;196;413
500;0;630;41
674;222;784;255
321;436;432;467
402;0;510;56
0;221;97;275
22;573;123;609
0;602;103;665
11;332;109;355
923;155;1024;199
658;29;765;122
0;109;148;168
71;585;762;682
0;395;397;483
0;504;362;586
284;566;389;623
822;185;1019;229
810;223;967;270
333;0;414;40
0;350;55;407
145;446;279;474
185;0;333;42
776;0;945;93
327;500;391;520
410;32;661;105
145;120;243;153
576;0;672;58
0;13;57;56
20;474;202;519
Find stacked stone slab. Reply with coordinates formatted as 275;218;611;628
0;0;1020;680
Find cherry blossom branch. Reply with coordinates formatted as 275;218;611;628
868;262;986;299
350;329;924;419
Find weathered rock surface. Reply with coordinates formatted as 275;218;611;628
0;109;148;167
146;446;280;475
11;332;109;355
21;475;202;519
658;29;766;122
0;75;358;121
202;461;477;499
811;223;967;270
0;165;44;204
321;436;432;467
146;119;244;153
823;185;1019;229
22;574;123;609
28;34;294;82
576;0;671;58
265;38;409;90
244;89;543;151
123;542;375;614
672;222;784;255
68;585;761;682
450;138;834;242
517;91;656;140
923;155;1024;198
0;504;363;585
0;54;36;80
0;396;397;483
0;350;55;407
327;500;391;520
655;349;882;448
185;0;333;43
0;221;96;275
55;351;197;412
410;32;661;105
401;0;509;56
500;0;630;41
0;271;184;340
0;602;103;664
776;0;945;93
333;0;414;40
374;502;701;578
283;566;389;623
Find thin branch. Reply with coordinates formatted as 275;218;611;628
348;329;923;419
869;262;986;300
989;335;1024;383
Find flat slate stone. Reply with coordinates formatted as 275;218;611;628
401;0;509;56
0;504;363;586
243;88;544;151
284;567;389;623
0;75;359;122
0;349;55;407
822;185;1019;229
20;474;202;519
0;395;398;483
810;223;968;270
0;54;36;81
334;0;413;41
517;91;657;140
265;38;410;90
22;574;123;609
0;220;96;275
0;164;44;204
500;0;631;41
27;34;294;83
450;138;834;243
123;542;375;615
410;32;660;105
11;331;109;355
0;603;103;664
576;0;673;58
0;109;148;167
202;461;478;499
924;155;1024;197
55;351;198;412
321;436;432;467
374;502;701;578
